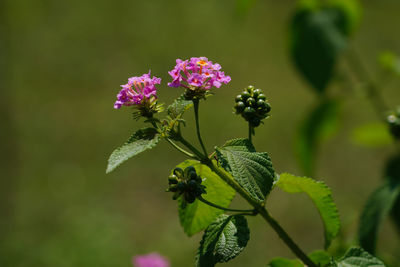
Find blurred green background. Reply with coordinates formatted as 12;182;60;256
1;0;400;266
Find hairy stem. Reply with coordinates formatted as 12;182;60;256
165;138;196;158
197;195;256;213
205;160;317;267
193;99;208;157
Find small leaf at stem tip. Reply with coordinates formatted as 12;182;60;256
276;173;340;248
196;214;250;267
106;127;159;173
167;94;193;119
215;138;276;203
175;160;235;236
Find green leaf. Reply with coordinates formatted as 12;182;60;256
290;0;360;92
268;250;331;267
391;193;400;235
176;160;235;236
359;153;400;253
196;214;250;267
296;99;340;176
358;181;400;254
215;138;276;203
379;51;400;76
167;95;193;119
276;173;340;248
309;250;332;266
268;258;303;267
331;247;385;266
106;128;159;173
351;122;393;148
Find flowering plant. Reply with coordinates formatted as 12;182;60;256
107;57;386;266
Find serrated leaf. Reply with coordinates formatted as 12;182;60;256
215;138;275;203
167;95;193;119
276;173;340;248
351;122;393;148
196;214;250;267
296;98;340;176
331;247;385;267
290;0;360;92
176;160;235;236
358;181;400;254
106;128;159;173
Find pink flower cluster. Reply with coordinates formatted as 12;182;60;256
114;71;161;109
133;253;170;267
168;57;231;90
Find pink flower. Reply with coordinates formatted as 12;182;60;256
167;57;231;90
133;253;170;267
114;71;161;109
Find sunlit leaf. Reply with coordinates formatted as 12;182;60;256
176;160;235;236
276;173;340;248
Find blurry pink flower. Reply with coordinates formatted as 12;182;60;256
133;253;170;267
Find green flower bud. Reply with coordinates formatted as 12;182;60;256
241;91;251;100
246;97;256;107
168;174;179;185
235;95;243;103
235;101;245;113
256;99;265;107
247;85;255;92
253;89;262;97
257;94;266;101
173;168;184;178
244;107;256;117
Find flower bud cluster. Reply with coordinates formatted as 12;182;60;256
167;166;206;203
387;107;400;139
234;86;271;127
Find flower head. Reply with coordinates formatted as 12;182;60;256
167;57;231;99
133;253;170;267
114;71;161;109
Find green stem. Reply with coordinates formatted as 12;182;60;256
206;159;317;267
177;135;206;160
193;99;208;157
346;47;389;121
165;138;196;158
197;195;256;214
248;122;253;143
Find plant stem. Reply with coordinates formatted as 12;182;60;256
257;209;317;267
346;47;389;121
177;135;206;160
165;138;196;158
206;159;317;267
197;195;256;213
193;99;208;157
248;122;253;142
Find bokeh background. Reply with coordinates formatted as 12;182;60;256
1;0;400;266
